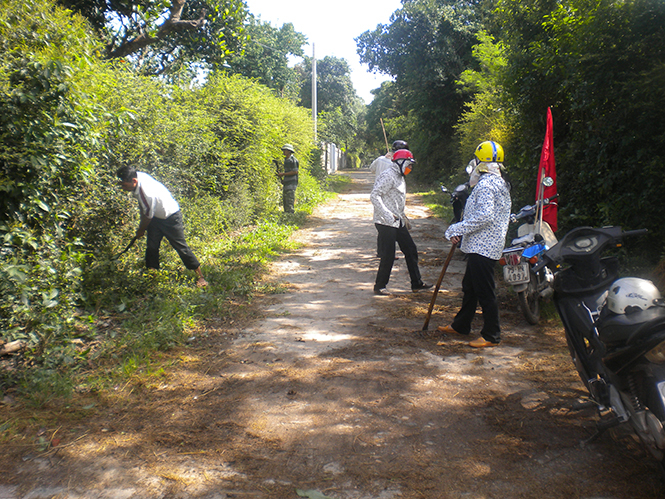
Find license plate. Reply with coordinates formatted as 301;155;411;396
503;263;530;284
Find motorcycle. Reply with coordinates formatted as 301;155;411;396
500;193;559;324
533;226;665;467
440;181;469;225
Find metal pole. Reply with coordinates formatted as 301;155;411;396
312;43;317;141
536;167;545;235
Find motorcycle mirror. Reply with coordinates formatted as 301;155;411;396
542;176;554;187
440;185;449;193
465;159;476;175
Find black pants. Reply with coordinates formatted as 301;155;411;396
374;223;423;290
146;211;200;270
452;253;501;343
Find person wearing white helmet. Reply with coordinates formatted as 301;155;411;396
438;141;511;348
370;148;431;296
278;144;299;213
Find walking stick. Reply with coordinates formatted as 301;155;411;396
422;242;457;331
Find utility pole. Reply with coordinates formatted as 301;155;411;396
312;43;317;141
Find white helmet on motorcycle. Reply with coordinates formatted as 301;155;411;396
606;277;662;314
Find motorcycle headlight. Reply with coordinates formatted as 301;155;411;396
646;340;665;364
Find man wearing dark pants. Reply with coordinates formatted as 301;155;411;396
116;165;207;288
370;149;431;296
374;223;424;293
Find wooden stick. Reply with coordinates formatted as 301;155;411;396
422;242;457;331
380;118;389;153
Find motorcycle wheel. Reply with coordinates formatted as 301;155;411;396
517;273;540;325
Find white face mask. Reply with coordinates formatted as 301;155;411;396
469;161;502;187
469;168;481;187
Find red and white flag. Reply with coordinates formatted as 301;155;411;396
537;107;557;232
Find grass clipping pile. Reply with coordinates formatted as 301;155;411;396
1;169;664;499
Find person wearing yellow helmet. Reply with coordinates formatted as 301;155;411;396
438;141;511;347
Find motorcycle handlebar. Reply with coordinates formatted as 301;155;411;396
622;229;648;238
531;227;648;274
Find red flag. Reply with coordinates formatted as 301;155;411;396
537;107;557;232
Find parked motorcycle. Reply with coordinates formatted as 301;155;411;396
440;181;469;225
533;226;665;467
500;194;559;324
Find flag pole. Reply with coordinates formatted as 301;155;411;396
312;43;317;141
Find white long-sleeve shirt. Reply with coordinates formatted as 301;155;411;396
370;154;393;181
131;172;180;220
445;173;511;260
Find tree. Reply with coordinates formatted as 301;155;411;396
296;56;364;154
455;32;512;168
491;0;665;254
56;0;248;75
298;56;359;113
226;15;307;99
356;0;483;178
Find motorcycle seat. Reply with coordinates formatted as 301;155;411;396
597;306;665;344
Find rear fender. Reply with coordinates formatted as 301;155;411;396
512;283;528;293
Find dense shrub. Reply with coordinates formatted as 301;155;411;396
0;0;104;373
0;0;323;397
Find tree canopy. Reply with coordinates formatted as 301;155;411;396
357;0;665;257
57;0;249;75
356;0;483;174
226;15;307;99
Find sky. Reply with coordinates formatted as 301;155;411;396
243;0;403;103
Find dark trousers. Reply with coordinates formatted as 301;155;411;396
452;253;501;343
374;223;423;290
146;211;200;270
283;185;296;213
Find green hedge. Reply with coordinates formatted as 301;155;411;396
0;0;323;397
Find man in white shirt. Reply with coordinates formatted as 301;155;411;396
117;165;207;287
369;152;393;180
369;140;410;183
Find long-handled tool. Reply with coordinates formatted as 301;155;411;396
112;235;138;261
380;118;389;153
422;241;457;331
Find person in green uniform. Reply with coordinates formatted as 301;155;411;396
277;144;299;213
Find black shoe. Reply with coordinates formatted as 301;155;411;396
374;287;390;296
411;282;433;293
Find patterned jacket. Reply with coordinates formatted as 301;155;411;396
370;165;407;228
445;173;511;260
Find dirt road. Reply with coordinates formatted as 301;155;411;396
2;170;664;498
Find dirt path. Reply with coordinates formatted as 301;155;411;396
2;170;664;498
